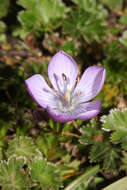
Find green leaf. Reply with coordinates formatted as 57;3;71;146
103;176;127;190
63;2;107;43
101;108;127;132
18;11;37;30
30;158;62;190
111;131;126;143
120;15;127;26
18;0;67;32
121;151;127;170
0;156;31;190
101;109;127;150
0;0;9;18
89;142;110;162
72;0;97;11
36;133;55;158
37;133;66;161
18;0;36;9
119;31;127;47
103;148;120;172
64;165;100;190
80;122;103;145
6;136;42;162
111;131;127;150
103;41;127;83
89;142;120;173
0;21;6;33
0;147;3;160
102;0;123;10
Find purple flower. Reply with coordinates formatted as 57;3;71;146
25;50;106;122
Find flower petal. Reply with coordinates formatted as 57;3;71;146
47;100;101;122
76;100;101;120
74;66;106;102
48;50;78;92
25;74;56;108
47;107;76;123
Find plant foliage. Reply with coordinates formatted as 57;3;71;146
64;165;100;190
101;109;127;150
6;136;42;162
0;156;31;190
17;0;67;34
30;157;62;190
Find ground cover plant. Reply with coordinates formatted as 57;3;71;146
0;0;127;189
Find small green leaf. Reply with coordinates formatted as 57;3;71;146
64;165;100;190
0;21;6;33
30;158;62;190
63;1;107;43
111;131;126;143
121;151;127;170
89;142;120;173
36;133;55;158
6;136;42;162
18;0;36;9
0;156;31;190
0;0;9;18
0;147;3;160
80;119;104;146
89;142;109;162
101;109;127;150
80;123;103;145
18;11;37;30
37;133;66;161
111;131;127;150
72;0;97;11
18;0;67;32
102;0;123;10
101;108;127;132
119;31;127;47
120;15;127;26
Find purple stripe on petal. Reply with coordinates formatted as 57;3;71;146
25;74;56;108
74;66;106;103
48;50;78;92
76;100;101;120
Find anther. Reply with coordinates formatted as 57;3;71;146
77;92;82;96
76;75;80;83
62;73;67;81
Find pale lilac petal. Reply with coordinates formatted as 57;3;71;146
74;66;106;103
76;100;101;120
48;50;78;92
25;74;57;108
47;100;101;122
47;107;76;123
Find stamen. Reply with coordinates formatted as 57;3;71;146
77;92;82;96
62;73;67;81
53;73;61;93
62;73;70;97
76;75;80;84
70;75;80;96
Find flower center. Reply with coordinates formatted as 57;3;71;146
53;73;80;112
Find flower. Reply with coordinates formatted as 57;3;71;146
25;50;106;122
